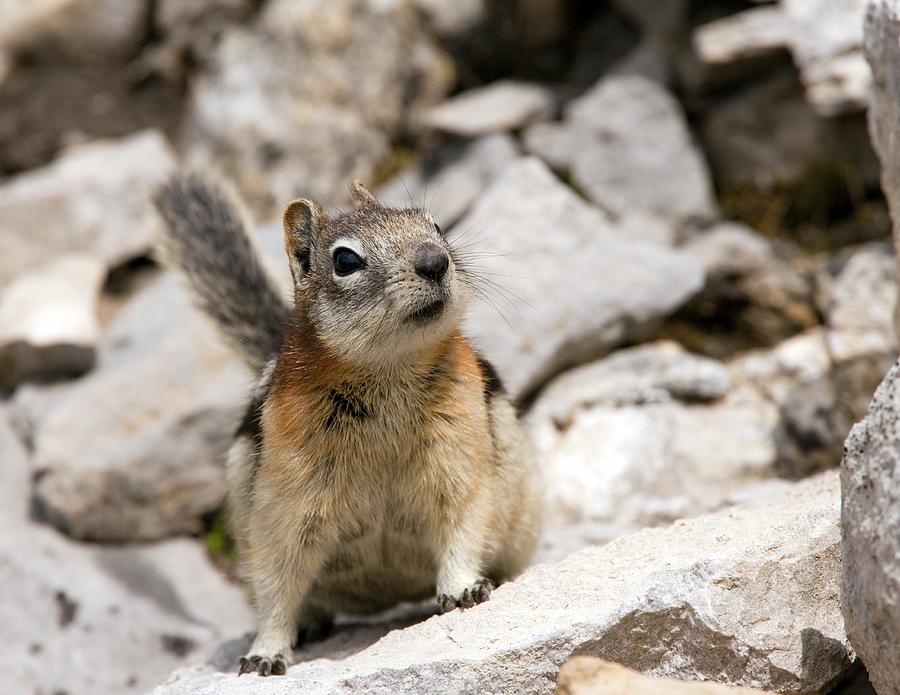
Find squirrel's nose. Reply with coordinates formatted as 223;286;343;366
414;242;449;282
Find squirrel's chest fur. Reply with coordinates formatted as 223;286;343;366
251;331;493;612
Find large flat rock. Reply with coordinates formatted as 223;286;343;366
153;472;849;694
841;358;900;695
0;525;252;695
20;273;250;541
455;157;704;400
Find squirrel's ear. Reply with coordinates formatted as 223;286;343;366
283;198;326;280
350;180;377;208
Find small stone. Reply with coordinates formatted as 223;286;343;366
420;80;554;137
691;6;791;89
0;254;105;391
684;222;773;280
556;657;776;694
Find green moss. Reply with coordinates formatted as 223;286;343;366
203;513;236;563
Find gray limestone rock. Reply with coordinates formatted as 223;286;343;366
841;357;900;695
455;157;704;400
524;75;717;224
153;472;850;695
22;274;251;541
420;80;554;137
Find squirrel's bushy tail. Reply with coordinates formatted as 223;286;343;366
153;174;290;371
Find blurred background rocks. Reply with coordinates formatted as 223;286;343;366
0;0;895;693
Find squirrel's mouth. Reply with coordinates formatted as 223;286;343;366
405;299;446;323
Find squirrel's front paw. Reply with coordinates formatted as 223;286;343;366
438;578;494;613
238;652;288;677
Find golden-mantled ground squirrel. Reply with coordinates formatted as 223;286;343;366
154;176;541;677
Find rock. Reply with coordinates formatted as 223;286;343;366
556;657;774;695
21;273;250;542
0;407;30;528
0;130;177;287
154;472;849;694
690;6;792;90
529;346;778;560
700;69;877;189
412;0;485;36
0;253;105;391
842;359;900;695
524;75;717;223
421;80;554;136
378;133;520;229
0;0;149;65
529;341;732;423
0;523;252;695
684;222;773;280
688;0;868;115
783;0;869;116
184;0;453;217
455;157;704;400
822;243;897;393
736;258;820;345
867;0;900;339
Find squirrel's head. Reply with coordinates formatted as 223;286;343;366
282;181;471;364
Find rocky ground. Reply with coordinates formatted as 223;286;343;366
1;1;898;694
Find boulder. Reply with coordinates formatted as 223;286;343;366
21;273;251;542
842;359;900;695
0;524;252;695
153;472;850;694
0;130;177;287
556;657;774;695
455;157;704;400
184;0;453;217
378;133;520;229
528;342;779;560
524;75;716;224
420;80;554;136
864;0;900;338
0;253;105;391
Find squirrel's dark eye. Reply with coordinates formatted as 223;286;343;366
333;247;365;276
